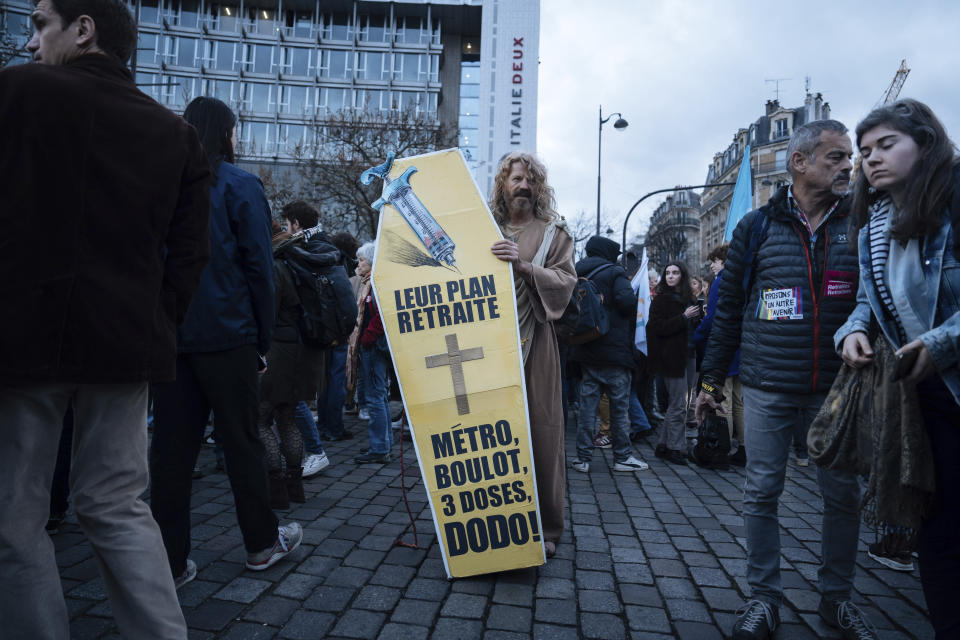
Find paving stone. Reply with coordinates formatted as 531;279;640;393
655;577;697;599
219;622;277;639
451;577;494;595
405;578;450;601
363;564;414;589
492;581;533;607
648;558;686;577
243;596;299;626
430;617;483;640
535;577;575;599
534;598;577;625
673;620;724;639
699;587;744;611
578;589;622;614
213;577;271;603
323;566;373;588
272;572;323;600
439;592;487;618
610;548;647;564
328;609;387;638
665;598;712;623
178;580;221;608
183;600;246;631
352;585;402;611
378;623;429;640
614;562;654;584
532;623;580;640
580;612;626;639
486;604;532;631
303;585;356;612
576;570;615;591
390;598;440;625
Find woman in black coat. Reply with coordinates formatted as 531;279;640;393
647;261;701;464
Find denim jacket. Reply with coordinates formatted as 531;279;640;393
834;210;960;406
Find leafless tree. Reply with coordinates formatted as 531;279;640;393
644;226;689;273
257;108;455;239
1;21;27;68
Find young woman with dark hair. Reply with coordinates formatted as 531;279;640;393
150;97;302;585
647;260;702;465
182;96;236;176
836;98;960;638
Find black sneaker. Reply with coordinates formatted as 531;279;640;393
818;599;878;640
729;447;747;467
732;599;779;639
867;539;915;572
654;444;668;459
354;451;391;464
665;449;688;465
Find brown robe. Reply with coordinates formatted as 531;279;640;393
504;218;576;544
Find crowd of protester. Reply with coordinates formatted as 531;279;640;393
2;0;958;638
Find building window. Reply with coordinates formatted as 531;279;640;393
395;16;421;44
274;47;293;75
321;13;350;41
774;119;788;138
137;32;160;65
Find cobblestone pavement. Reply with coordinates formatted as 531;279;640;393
55;407;934;639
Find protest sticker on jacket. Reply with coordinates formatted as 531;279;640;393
364;149;544;578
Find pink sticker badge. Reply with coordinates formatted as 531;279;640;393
824;270;856;299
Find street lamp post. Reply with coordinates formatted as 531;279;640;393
620;182;737;267
596;106;628;236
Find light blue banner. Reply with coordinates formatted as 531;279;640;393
723;144;752;242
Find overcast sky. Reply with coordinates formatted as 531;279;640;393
536;0;960;247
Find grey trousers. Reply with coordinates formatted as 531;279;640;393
0;382;187;639
740;385;860;606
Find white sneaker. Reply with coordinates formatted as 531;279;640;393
302;452;330;478
174;558;197;590
246;523;302;571
571;460;589;473
358;409;370;421
613;455;649;472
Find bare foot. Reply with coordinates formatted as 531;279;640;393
544;541;556;558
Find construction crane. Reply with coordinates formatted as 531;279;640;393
878;59;910;106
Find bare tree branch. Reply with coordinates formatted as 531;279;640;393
256;108;455;239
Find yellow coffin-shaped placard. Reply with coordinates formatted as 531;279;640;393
365;149;545;578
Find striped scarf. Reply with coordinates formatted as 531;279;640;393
867;197;907;345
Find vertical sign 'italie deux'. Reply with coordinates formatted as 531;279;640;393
477;0;540;197
363;149;544;578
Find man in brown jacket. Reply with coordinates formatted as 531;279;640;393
0;0;210;637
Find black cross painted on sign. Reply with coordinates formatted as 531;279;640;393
424;333;484;415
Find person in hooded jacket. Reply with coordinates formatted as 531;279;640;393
569;236;650;474
258;211;338;508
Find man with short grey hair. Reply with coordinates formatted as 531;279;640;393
695;121;876;640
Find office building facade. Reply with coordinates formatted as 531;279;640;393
1;0;539;197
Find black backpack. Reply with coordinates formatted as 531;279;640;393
691;413;731;470
557;263;615;345
281;258;357;348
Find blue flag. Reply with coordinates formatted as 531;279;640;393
723;144;752;242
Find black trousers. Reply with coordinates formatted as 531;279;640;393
149;346;277;575
49;404;74;516
916;376;960;639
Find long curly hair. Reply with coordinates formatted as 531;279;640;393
488;152;559;226
850;99;958;239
